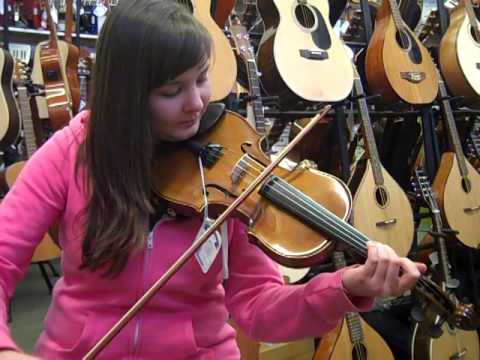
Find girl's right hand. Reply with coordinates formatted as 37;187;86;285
0;351;39;359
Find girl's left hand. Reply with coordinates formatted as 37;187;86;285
341;241;427;298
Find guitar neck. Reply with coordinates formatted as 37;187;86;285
64;0;74;43
438;80;470;177
387;0;405;29
17;86;37;158
353;76;384;186
245;59;267;133
332;251;365;344
45;0;60;49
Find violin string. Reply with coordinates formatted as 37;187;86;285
268;178;368;255
200;148;433;292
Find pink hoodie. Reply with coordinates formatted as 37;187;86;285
0;112;373;359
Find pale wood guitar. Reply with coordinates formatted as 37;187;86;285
432;75;480;249
440;0;480;104
314;251;395;360
256;0;354;106
177;0;237;102
348;66;414;257
0;48;21;149
365;0;438;104
5;64;61;261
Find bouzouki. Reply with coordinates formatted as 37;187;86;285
365;0;438;104
256;0;354;106
177;0;237;102
349;66;414;257
440;0;480;104
314;251;395;360
0;48;21;149
432;75;480;250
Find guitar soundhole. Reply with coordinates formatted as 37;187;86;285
469;26;480;44
395;29;411;51
375;186;389;208
177;0;193;13
462;177;472;194
351;343;367;360
294;4;316;30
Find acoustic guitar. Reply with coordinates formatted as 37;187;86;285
32;0;75;130
348;66;414;257
0;48;21;149
256;0;354;106
314;251;395;360
177;0;237;102
365;0;438;104
440;0;480;105
5;64;61;260
432;75;480;250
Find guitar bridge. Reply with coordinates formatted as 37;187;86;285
376;218;397;227
400;72;426;83
299;49;328;60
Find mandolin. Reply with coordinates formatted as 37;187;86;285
440;0;480;105
348;66;414;257
0;48;21;149
32;0;75;130
256;0;354;106
314;251;395;360
177;0;237;102
365;0;438;104
432;75;480;250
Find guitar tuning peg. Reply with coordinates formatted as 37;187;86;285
411;305;426;322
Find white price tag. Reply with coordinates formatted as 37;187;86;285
195;218;222;274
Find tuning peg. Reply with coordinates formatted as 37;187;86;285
411;305;426;322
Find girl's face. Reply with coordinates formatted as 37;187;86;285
149;60;212;142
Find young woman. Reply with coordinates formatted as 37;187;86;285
0;1;425;359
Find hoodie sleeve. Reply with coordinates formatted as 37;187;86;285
0;116;82;351
224;219;374;342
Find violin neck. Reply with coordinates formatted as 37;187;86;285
259;175;369;257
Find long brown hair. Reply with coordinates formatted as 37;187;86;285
77;0;212;276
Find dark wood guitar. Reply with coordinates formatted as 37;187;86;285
432;74;480;249
314;251;395;360
256;0;354;106
213;0;235;28
349;66;414;257
0;48;20;149
35;0;74;130
365;0;438;104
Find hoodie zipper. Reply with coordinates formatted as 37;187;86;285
131;217;169;358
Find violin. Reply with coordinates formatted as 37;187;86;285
84;109;478;359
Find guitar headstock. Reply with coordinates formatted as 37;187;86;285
228;16;255;62
412;168;439;212
13;60;32;87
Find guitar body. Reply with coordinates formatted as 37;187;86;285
5;161;60;261
433;152;480;249
213;0;235;28
314;317;394;360
187;0;237;101
0;49;20;149
256;0;354;106
412;320;480;360
365;0;438;104
440;5;480;102
350;160;414;257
